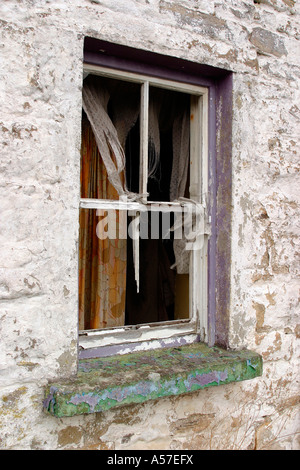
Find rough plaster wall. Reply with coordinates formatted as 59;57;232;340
0;0;299;450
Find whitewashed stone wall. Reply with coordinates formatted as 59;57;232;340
0;0;299;450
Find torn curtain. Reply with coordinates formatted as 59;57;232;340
79;75;192;329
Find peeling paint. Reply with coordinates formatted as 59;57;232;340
44;344;262;417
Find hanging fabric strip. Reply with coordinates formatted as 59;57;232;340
170;198;211;274
170;108;190;202
109;81;140;151
82;77;127;196
131;214;140;293
169;103;193;273
148;92;161;179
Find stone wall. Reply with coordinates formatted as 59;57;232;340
0;0;299;450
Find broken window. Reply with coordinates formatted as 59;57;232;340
78;64;209;351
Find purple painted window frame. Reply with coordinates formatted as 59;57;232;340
83;38;233;348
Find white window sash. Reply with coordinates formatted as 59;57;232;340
79;64;209;351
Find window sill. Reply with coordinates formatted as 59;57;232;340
43;343;262;418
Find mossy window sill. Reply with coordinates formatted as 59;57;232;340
43;343;262;418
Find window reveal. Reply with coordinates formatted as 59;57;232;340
79;66;209;344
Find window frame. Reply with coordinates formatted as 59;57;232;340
78;62;210;357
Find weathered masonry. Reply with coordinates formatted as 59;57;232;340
0;0;299;450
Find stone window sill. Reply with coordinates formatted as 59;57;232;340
43;343;262;418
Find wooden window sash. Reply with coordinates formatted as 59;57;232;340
79;64;209;350
83;63;208;96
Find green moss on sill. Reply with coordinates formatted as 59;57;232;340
43;343;262;418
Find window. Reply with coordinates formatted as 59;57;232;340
44;43;251;419
78;41;214;358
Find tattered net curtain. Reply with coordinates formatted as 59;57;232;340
79;75;191;330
